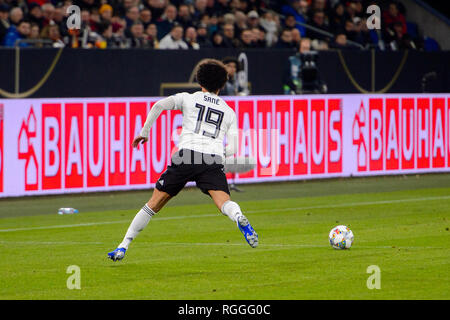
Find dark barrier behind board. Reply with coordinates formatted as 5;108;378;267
0;48;448;98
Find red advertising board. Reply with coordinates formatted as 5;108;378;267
0;94;448;198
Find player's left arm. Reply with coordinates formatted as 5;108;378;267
132;96;180;148
224;112;238;157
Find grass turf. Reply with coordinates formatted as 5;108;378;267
0;174;449;299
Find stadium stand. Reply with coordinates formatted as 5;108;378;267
0;0;444;50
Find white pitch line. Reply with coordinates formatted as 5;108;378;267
245;195;450;214
0;240;104;245
0;220;131;233
149;242;445;250
0;194;449;233
0;240;443;250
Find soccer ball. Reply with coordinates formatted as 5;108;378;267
329;225;354;249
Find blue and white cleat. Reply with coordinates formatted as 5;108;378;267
237;215;258;248
107;247;126;261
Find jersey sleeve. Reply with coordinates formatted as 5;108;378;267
139;96;176;137
225;112;238;157
172;92;189;111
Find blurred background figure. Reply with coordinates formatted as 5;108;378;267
220;56;245;96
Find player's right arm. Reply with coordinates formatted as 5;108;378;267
132;95;182;148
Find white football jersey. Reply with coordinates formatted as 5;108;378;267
172;91;237;156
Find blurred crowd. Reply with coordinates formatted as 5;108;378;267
0;0;440;50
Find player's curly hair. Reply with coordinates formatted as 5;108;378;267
196;59;229;93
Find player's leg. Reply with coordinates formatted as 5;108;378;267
119;189;171;249
208;190;258;248
209;190;238;221
108;151;189;261
108;189;172;261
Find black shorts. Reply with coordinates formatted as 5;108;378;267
155;149;230;197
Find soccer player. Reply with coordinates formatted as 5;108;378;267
108;59;258;261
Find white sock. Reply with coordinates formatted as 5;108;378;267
221;200;243;223
118;204;155;250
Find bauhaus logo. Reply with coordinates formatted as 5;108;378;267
350;97;448;172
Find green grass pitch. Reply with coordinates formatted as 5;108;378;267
0;174;449;300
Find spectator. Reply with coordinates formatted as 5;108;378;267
145;0;168;21
311;38;329;51
41;3;55;28
3;19;30;47
184;26;200;49
146;23;159;48
252;27;266;48
259;10;279;47
281;0;307;37
222;22;239;48
29;22;40;42
9;7;24;27
193;0;208;23
156;4;177;39
196;23;212;48
52;5;65;28
284;14;297;31
359;16;385;50
291;27;301;49
88;9;102;33
275;28;296;49
78;0;97;11
177;4;192;30
205;0;217;16
215;0;231;16
353;0;364;18
247;10;259;28
223;13;236;26
41;21;64;47
26;0;48;6
330;1;346;31
28;3;44;28
238;0;249;13
110;15;126;35
81;9;92;31
238;28;254;48
97;21;121;48
125;6;140;28
234;10;248;36
383;1;407;35
128;21;150;48
345;0;357;21
229;0;240;12
299;37;311;54
344;18;365;45
116;0;134;17
386;21;415;50
159;24;188;49
140;8;152;29
0;4;10;44
307;10;330;42
99;4;114;23
311;0;327;12
247;0;261;13
207;14;219;34
220;56;243;95
211;30;226;47
330;32;352;49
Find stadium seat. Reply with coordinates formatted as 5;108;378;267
406;21;418;39
423;36;441;51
